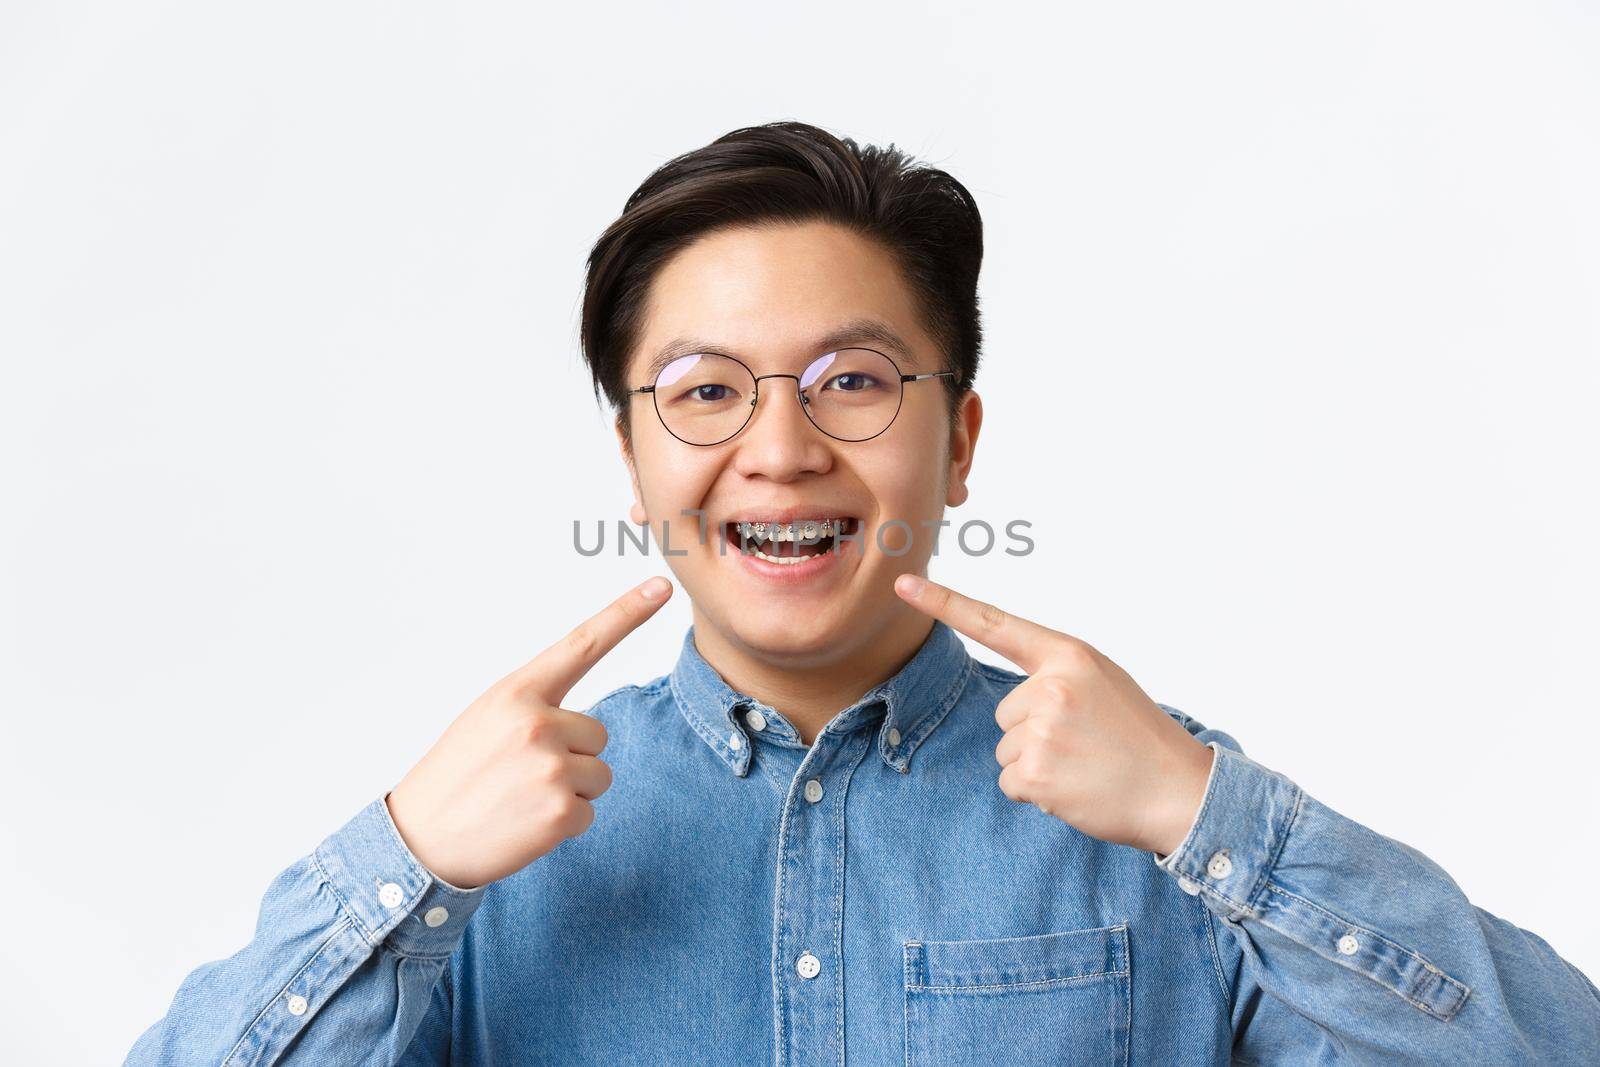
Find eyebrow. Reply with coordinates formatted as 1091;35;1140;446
640;317;917;383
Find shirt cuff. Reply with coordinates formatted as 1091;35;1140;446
1150;739;1222;868
1149;740;1302;919
312;795;487;958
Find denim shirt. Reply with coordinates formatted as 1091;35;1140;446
127;619;1600;1065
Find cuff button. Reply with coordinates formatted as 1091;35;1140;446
1206;852;1233;879
424;906;450;927
378;882;405;909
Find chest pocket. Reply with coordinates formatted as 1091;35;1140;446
902;922;1131;1067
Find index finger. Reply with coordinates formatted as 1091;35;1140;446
511;576;673;705
894;574;1059;674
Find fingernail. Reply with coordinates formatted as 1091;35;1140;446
896;574;925;597
641;577;670;600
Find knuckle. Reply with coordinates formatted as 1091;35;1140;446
1039;675;1073;703
552;792;581;819
523;712;555;747
975;600;1008;634
483;678;526;714
1057;638;1096;673
497;677;544;714
563;624;599;662
488;696;535;738
530;747;567;783
612;595;644;624
544;791;576;822
560;796;595;835
994;691;1018;717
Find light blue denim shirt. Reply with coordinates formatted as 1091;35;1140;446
127;619;1600;1064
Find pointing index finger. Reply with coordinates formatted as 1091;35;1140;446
894;574;1058;675
513;576;673;705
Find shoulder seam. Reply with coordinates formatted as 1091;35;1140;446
973;661;1026;685
585;675;667;714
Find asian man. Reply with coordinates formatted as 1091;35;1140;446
127;121;1600;1066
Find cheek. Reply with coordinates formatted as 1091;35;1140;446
632;450;720;525
865;436;949;514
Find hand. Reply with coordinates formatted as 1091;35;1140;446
895;574;1214;857
385;576;674;889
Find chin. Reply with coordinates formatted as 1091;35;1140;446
718;602;871;661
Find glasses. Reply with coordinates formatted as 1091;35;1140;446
628;348;955;446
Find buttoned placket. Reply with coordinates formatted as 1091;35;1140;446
665;622;972;1065
740;703;880;1067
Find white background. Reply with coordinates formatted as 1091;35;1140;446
3;2;1597;1061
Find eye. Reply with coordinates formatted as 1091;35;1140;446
824;373;879;393
690;384;733;402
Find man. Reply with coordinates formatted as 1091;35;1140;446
127;121;1600;1065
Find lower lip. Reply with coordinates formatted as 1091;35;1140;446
724;532;855;587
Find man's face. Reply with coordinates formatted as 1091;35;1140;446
616;220;981;662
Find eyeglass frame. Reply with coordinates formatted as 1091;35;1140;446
626;347;957;446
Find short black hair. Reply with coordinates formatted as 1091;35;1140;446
580;120;985;440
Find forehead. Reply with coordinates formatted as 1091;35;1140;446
628;221;937;380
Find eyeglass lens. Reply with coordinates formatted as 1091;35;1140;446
651;348;904;445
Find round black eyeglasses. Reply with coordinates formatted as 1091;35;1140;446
627;347;956;446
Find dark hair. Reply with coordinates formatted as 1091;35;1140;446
581;120;984;441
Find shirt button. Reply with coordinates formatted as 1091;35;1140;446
1177;876;1202;895
378;882;405;909
424;906;449;928
285;994;308;1016
1337;934;1360;955
887;727;902;746
1206;852;1233;879
796;952;821;979
745;709;768;732
803;778;824;804
728;731;744;751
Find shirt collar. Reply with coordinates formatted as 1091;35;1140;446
668;619;975;777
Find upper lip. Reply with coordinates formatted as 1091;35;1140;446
720;506;859;527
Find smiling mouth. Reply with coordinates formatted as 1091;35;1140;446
722;518;860;565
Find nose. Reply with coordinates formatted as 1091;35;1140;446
729;376;835;482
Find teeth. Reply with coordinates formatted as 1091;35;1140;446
751;547;810;565
734;518;849;544
731;517;853;563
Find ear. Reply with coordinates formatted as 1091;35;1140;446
614;414;648;526
945;389;983;508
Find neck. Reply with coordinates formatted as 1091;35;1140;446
690;605;935;745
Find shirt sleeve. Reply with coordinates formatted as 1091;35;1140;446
1149;706;1600;1064
124;794;485;1066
